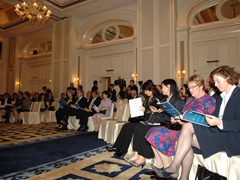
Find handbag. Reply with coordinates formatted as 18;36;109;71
195;164;227;180
147;112;161;124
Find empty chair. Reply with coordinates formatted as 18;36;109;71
22;102;41;124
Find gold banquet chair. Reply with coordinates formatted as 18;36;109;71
99;103;130;144
88;103;114;132
22;101;41;124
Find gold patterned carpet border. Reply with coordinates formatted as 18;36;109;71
29;152;152;180
0;123;78;147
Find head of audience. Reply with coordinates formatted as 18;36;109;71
130;80;135;86
66;89;74;99
156;84;162;94
130;90;137;99
13;93;17;100
23;91;31;99
138;81;143;87
77;89;84;98
42;86;47;92
93;80;98;86
210;66;239;92
187;74;205;99
70;82;74;88
142;80;160;98
78;85;83;91
39;93;45;101
86;91;91;99
118;90;127;100
102;90;110;99
48;92;53;98
60;93;65;99
18;91;23;98
161;79;178;97
92;91;98;98
109;84;114;90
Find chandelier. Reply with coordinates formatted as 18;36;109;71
15;0;52;23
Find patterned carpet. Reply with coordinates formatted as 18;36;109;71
0;123;78;148
28;152;152;180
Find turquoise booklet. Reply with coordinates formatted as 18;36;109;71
158;102;209;127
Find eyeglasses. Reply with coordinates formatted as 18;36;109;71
188;85;198;90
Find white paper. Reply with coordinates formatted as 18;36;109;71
129;98;144;118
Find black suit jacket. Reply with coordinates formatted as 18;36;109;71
75;97;87;119
1;98;12;105
87;96;102;113
14;97;24;107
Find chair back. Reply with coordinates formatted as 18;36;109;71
31;102;41;112
52;101;59;111
115;103;130;121
109;103;114;118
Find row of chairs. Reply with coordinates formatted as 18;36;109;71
0;101;59;124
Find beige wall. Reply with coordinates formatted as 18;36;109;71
138;0;176;85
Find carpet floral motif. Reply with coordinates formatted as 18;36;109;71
93;163;122;173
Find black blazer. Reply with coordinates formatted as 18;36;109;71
87;96;102;113
211;87;240;157
74;97;87;109
1;98;12;105
14;97;24;107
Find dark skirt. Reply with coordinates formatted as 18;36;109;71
193;124;224;159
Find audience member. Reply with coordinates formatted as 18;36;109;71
129;80;138;95
12;91;32;124
39;93;48;112
42;86;52;99
205;76;221;101
60;93;65;99
78;91;102;131
32;92;40;102
55;89;75;129
125;79;184;169
68;82;77;97
151;74;217;179
91;80;98;92
86;91;92;103
2;91;24;123
106;80;161;158
92;91;112;132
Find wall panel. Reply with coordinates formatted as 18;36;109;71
54;62;60;97
159;1;170;45
159;47;171;81
55;23;61;61
142;49;153;81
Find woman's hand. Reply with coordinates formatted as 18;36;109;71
139;106;145;112
150;106;163;113
171;116;186;125
98;108;103;111
206;115;221;126
70;104;74;108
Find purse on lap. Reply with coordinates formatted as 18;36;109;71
195;164;227;180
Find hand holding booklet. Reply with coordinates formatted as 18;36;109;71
129;98;144;118
158;101;209;127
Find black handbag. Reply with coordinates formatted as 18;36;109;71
147;112;161;123
195;165;227;180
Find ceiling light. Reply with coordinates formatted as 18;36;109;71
15;0;52;24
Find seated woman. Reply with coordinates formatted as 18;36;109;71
106;80;162;157
150;71;237;180
146;75;216;178
113;90;128;118
125;79;185;168
12;91;32;124
39;93;48;112
55;89;75;129
92;91;112;132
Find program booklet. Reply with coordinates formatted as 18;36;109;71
59;99;68;108
129;98;144;118
158;102;209;127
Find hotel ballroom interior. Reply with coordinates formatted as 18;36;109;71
0;0;240;179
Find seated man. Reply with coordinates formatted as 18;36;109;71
59;89;87;130
78;91;101;131
2;91;24;123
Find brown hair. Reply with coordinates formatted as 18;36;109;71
210;66;239;85
24;91;31;98
187;74;205;89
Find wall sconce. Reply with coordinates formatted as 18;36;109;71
49;79;51;83
15;81;20;86
132;73;137;81
176;70;186;79
73;77;80;84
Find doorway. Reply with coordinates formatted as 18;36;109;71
99;77;111;94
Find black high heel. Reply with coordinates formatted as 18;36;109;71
130;160;146;168
150;164;178;180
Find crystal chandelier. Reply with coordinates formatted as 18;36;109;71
15;0;52;23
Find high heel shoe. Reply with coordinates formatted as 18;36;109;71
150;164;178;180
124;157;135;163
130;160;146;168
